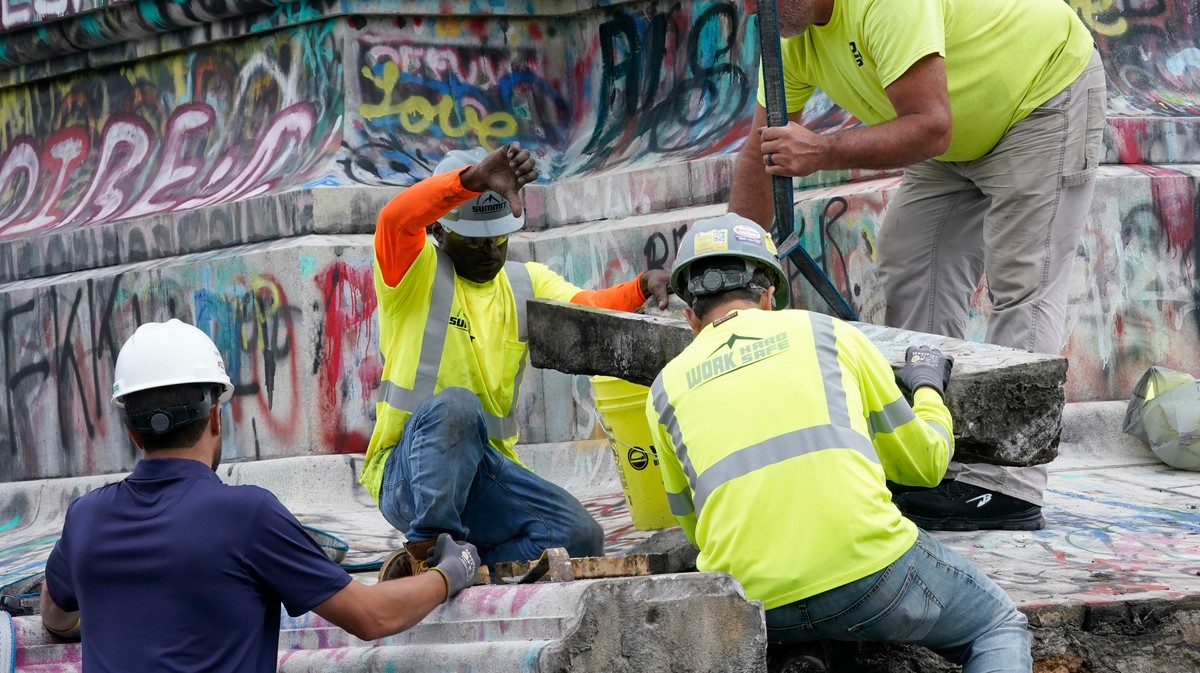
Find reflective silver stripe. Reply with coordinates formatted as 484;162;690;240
650;375;699;491
505;260;533;342
379;249;457;411
484;352;527;438
666;490;695;517
928;419;954;457
692;424;880;516
810;313;850;427
867;397;917;440
379;253;529;441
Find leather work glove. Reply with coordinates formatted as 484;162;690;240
898;346;954;398
428;533;481;601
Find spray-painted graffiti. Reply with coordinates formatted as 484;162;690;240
0;0;305;68
0;21;342;240
343;16;569;184
780;167;1199;402
0;238;382;481
1073;0;1200;117
0;0;123;31
574;2;758;174
342;1;763;184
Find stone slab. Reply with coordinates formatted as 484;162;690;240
526;298;1068;466
13;573;767;673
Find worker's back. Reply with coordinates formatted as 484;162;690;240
46;458;348;673
649;308;952;610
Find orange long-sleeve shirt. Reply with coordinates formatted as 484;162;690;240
374;168;647;311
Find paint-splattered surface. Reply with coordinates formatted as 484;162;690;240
6;445;1200;611
939;461;1200;607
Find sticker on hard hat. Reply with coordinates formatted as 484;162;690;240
764;236;778;255
733;224;763;244
472;194;507;214
456;192;512;221
693;229;729;255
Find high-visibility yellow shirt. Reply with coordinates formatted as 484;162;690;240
758;0;1094;161
359;242;584;501
645;308;954;610
359;170;649;503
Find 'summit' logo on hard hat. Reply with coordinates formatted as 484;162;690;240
472;194;507;214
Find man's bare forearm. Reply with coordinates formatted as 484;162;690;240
40;581;81;640
728;148;777;229
816;114;950;171
728;105;777;230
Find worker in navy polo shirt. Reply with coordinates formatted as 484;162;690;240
39;319;481;672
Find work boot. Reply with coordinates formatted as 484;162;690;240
377;538;437;582
767;642;829;673
893;480;1044;531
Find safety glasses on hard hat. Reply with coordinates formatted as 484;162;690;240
448;230;509;250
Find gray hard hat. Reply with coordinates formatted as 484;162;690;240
670;213;789;308
434;148;525;237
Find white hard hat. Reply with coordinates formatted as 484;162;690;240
434;147;525;238
111;319;234;408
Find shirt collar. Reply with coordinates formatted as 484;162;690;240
128;457;221;482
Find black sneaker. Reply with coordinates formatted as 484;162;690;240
893;480;1045;531
766;642;828;673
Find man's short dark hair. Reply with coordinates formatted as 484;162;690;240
121;384;218;451
687;257;775;321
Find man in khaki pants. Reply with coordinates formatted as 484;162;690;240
729;0;1106;530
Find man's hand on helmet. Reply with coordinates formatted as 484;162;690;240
461;142;539;217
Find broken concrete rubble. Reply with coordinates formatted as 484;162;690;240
527;299;1068;467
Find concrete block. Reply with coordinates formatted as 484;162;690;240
527;299;1068;466
15;573;767;673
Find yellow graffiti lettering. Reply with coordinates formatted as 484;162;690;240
1068;0;1128;36
359;61;517;150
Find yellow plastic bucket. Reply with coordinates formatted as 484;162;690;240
591;376;675;530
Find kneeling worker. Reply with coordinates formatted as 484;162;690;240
363;142;672;578
646;215;1032;672
40;320;480;672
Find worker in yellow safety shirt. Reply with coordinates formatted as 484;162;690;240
363;142;672;579
646;214;1032;672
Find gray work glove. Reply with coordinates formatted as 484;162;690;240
898;346;953;398
428;533;480;601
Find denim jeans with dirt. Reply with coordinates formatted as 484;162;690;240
378;387;605;566
766;530;1032;673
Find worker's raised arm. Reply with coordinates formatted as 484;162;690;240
377;142;538;287
375;170;480;287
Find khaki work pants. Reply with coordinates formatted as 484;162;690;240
876;50;1107;505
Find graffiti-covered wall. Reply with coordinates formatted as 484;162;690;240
341;1;759;183
1;0;1199;480
782;167;1200;403
0;236;383;480
0;20;343;241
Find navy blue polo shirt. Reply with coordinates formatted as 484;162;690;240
45;458;352;673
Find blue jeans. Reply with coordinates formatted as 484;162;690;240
378;387;605;565
766;531;1031;673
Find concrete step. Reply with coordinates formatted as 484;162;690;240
3;162;1197;480
8;402;1200;671
12;573;767;673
